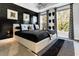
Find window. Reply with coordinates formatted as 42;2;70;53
40;12;48;30
57;5;70;38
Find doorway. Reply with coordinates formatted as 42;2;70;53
57;6;70;39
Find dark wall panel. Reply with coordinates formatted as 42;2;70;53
0;3;38;23
0;3;38;39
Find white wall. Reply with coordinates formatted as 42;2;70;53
73;3;79;40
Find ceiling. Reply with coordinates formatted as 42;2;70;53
14;3;69;13
14;3;56;12
36;3;56;10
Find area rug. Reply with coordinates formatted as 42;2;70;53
42;39;65;56
57;40;75;56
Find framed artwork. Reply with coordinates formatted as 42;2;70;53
32;16;37;24
7;9;18;20
23;13;30;24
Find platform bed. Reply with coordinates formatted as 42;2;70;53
15;30;56;54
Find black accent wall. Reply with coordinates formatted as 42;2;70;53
0;19;13;40
0;3;38;23
0;3;39;39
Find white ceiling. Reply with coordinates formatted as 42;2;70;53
14;3;69;13
15;3;38;12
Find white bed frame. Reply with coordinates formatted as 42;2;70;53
15;34;56;54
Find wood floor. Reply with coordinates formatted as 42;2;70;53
0;38;35;56
0;38;77;56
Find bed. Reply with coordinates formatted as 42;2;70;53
14;24;56;54
15;30;53;53
15;30;50;43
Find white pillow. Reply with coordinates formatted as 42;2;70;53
35;25;39;30
21;24;28;30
